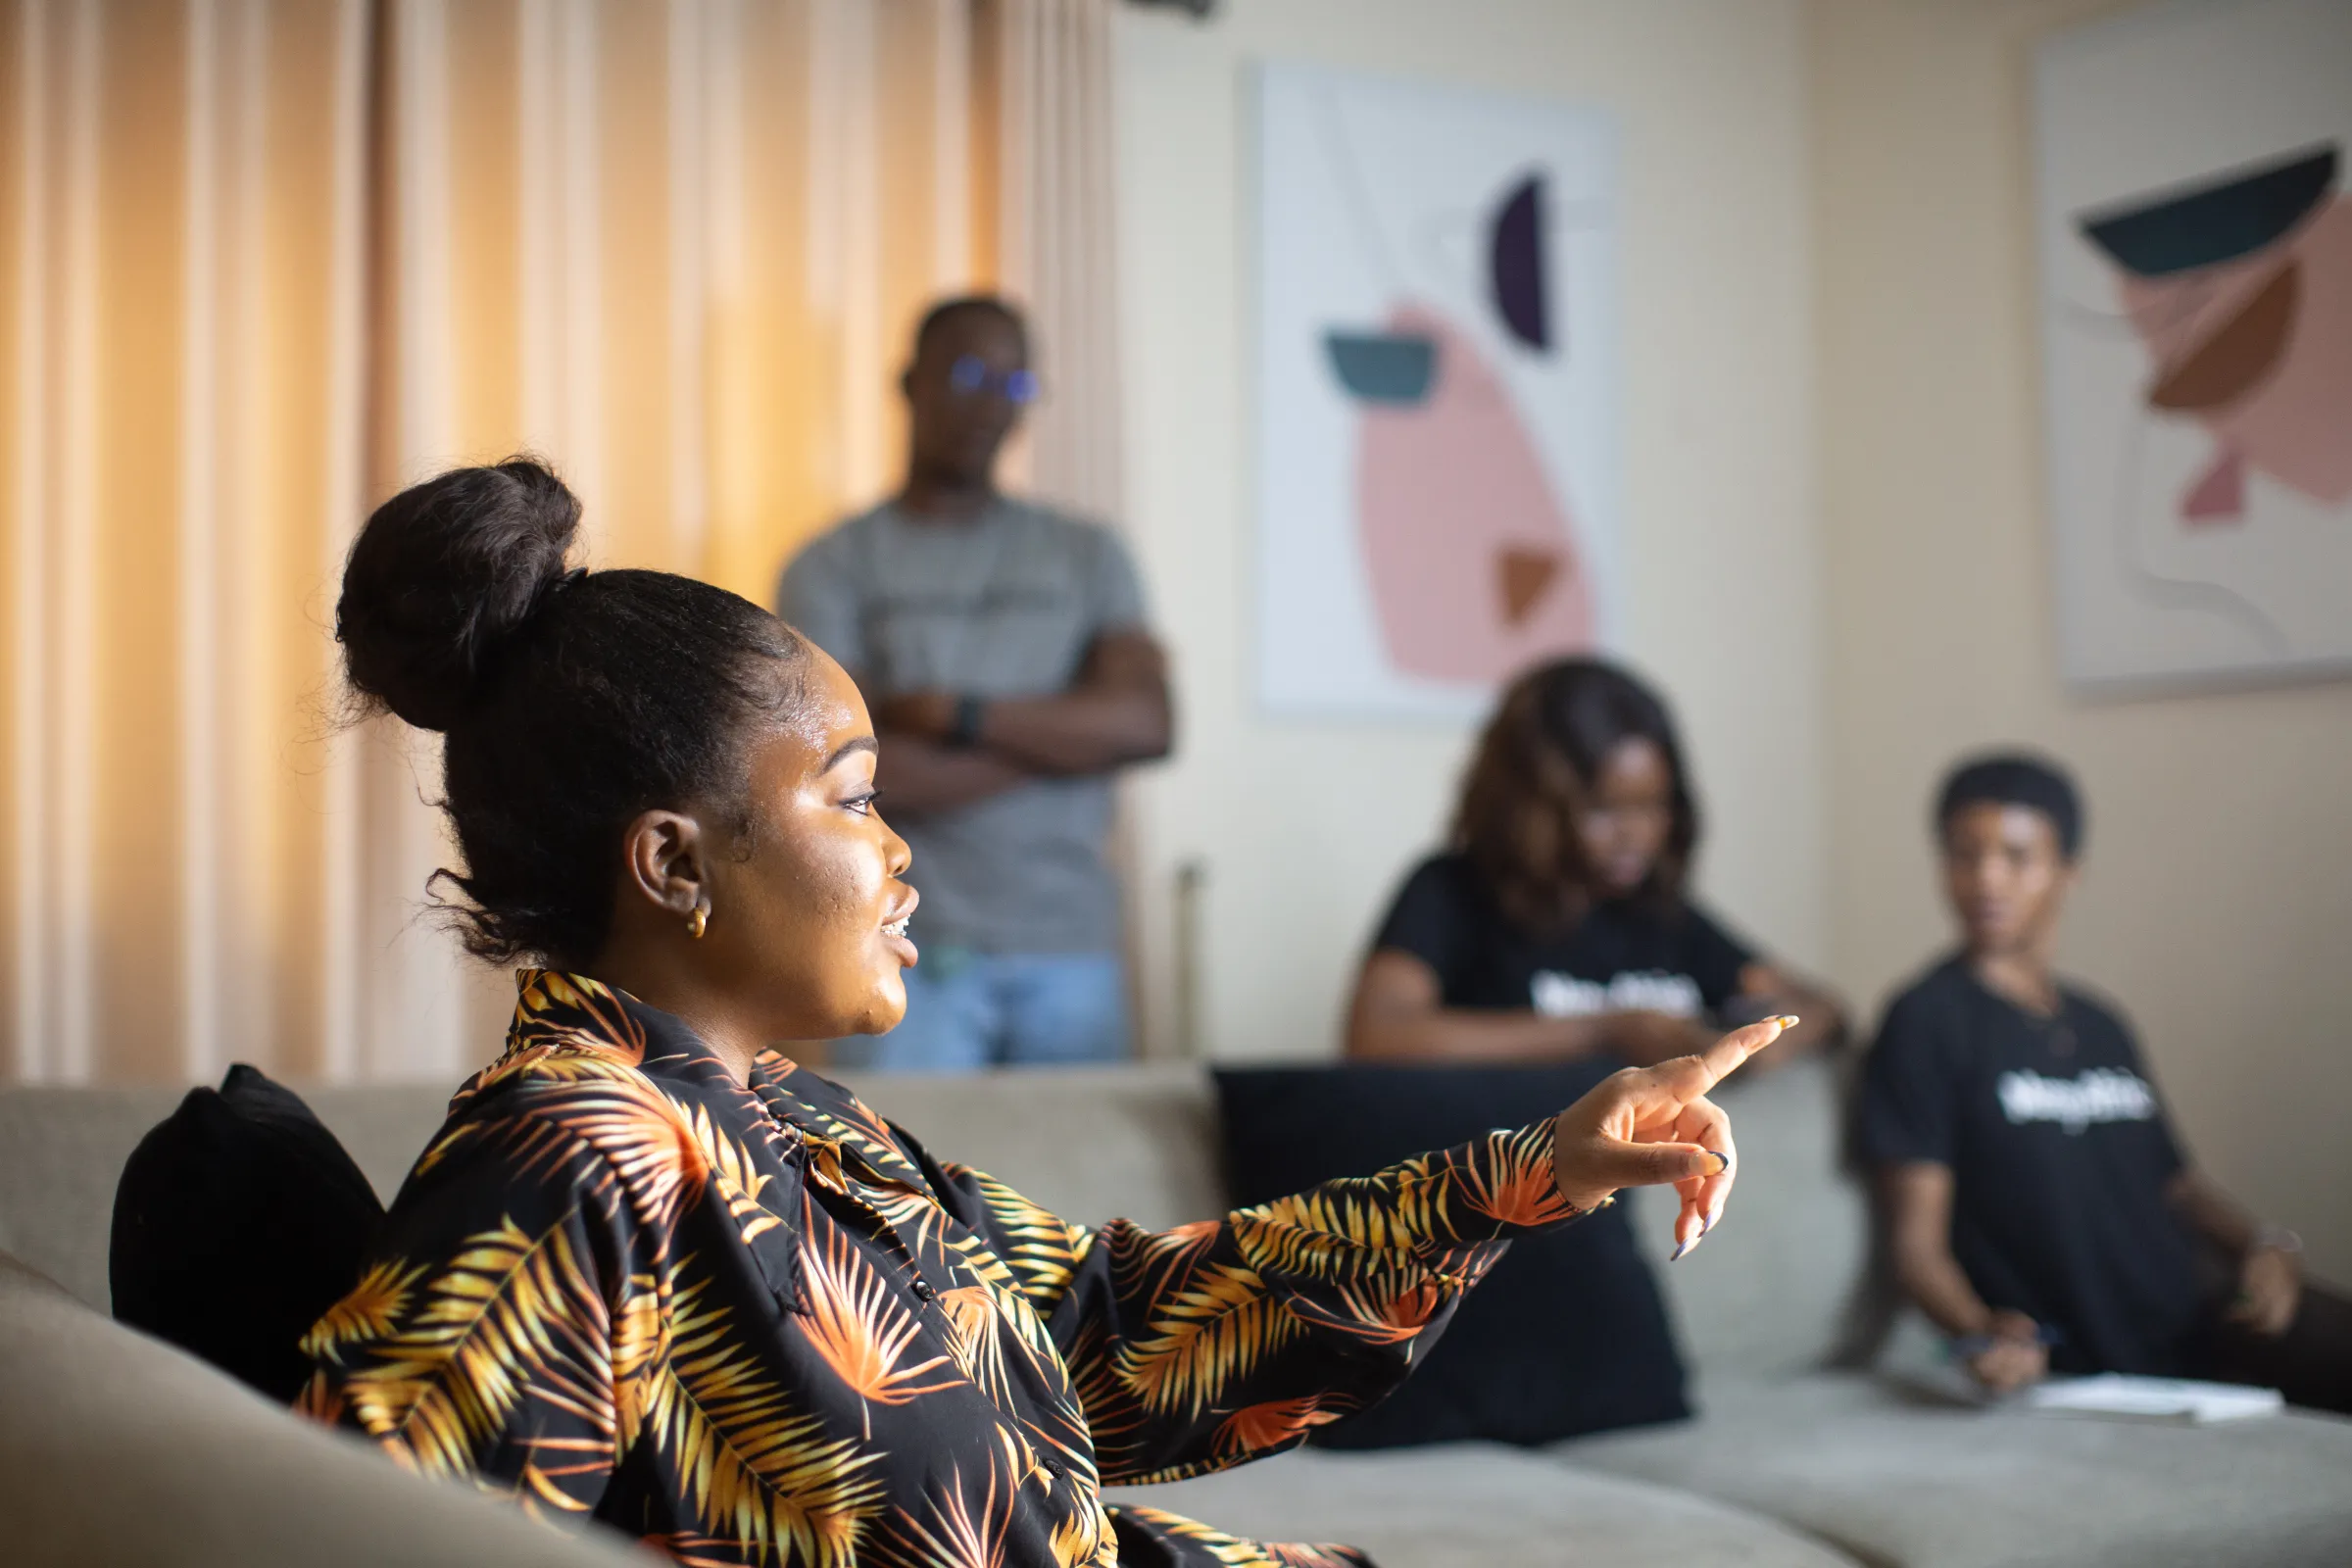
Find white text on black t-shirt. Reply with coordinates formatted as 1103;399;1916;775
1529;969;1704;1019
1994;1066;2160;1136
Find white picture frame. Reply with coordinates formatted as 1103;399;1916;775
2034;0;2352;694
1254;63;1622;719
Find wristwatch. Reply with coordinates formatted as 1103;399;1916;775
945;694;987;749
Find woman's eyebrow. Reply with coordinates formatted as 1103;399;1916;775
821;735;880;773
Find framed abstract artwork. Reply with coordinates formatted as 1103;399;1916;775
2035;0;2352;692
1254;63;1621;719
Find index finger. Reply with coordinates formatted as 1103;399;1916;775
1675;1015;1797;1095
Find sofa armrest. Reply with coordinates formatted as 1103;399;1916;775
0;1250;648;1568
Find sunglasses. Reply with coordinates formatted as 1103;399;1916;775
947;355;1041;405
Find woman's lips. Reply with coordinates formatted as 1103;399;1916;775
880;891;919;966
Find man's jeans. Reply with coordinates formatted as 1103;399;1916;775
832;950;1129;1071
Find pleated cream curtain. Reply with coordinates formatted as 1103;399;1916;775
0;0;1123;1085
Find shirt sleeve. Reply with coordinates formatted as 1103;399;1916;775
1680;903;1760;1011
776;534;868;674
1856;988;1956;1167
917;1118;1587;1487
1082;524;1150;635
1368;857;1478;996
295;1104;649;1521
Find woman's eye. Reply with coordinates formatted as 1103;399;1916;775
844;790;880;816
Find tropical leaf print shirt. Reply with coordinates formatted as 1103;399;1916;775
301;972;1588;1567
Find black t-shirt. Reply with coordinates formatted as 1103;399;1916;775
1372;853;1755;1023
1855;956;2204;1375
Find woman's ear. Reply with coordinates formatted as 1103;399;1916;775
617;808;710;924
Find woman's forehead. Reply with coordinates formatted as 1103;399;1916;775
820;649;872;710
1596;735;1670;779
789;657;872;758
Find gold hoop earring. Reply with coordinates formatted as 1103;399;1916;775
686;904;709;941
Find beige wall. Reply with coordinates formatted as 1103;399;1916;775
1112;0;2350;1275
1110;0;1830;1066
1812;0;2352;1280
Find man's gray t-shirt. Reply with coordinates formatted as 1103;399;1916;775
776;497;1148;956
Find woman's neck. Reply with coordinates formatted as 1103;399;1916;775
575;948;763;1087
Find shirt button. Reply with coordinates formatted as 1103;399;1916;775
1040;1457;1063;1478
911;1279;935;1300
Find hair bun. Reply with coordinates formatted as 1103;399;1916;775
336;459;582;732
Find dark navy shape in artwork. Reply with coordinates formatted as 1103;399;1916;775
1489;172;1553;353
2079;144;2337;278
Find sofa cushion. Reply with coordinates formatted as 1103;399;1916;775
1560;1371;2352;1568
111;1066;386;1402
0;1250;650;1568
1;1085;196;1309
1214;1060;1690;1448
1618;1057;1874;1382
0;1082;456;1310
1110;1444;1861;1566
848;1059;1875;1391
0;1066;1219;1315
832;1063;1224;1230
1;1055;1864;1372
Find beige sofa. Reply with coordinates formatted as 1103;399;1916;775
3;1058;2347;1566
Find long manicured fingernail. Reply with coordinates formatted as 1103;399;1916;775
1772;1014;1800;1029
1670;1237;1695;1262
1701;1212;1716;1238
1705;1149;1732;1175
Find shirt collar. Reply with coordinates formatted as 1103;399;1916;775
485;969;927;1192
504;967;718;1072
462;968;783;1112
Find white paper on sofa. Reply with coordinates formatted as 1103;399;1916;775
2024;1374;2284;1424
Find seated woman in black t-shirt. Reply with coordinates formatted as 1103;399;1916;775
1858;754;2352;1412
1347;658;1843;1093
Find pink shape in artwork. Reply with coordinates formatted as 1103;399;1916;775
2180;450;2245;523
1353;302;1593;683
2118;198;2352;514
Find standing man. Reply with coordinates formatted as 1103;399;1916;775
778;295;1172;1069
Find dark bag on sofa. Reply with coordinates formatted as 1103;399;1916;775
110;1064;385;1403
1213;1060;1690;1448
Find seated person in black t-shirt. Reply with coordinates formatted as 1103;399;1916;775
1306;657;1824;1450
1858;753;2351;1411
1347;658;1844;1095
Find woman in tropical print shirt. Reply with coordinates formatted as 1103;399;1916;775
305;461;1789;1568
